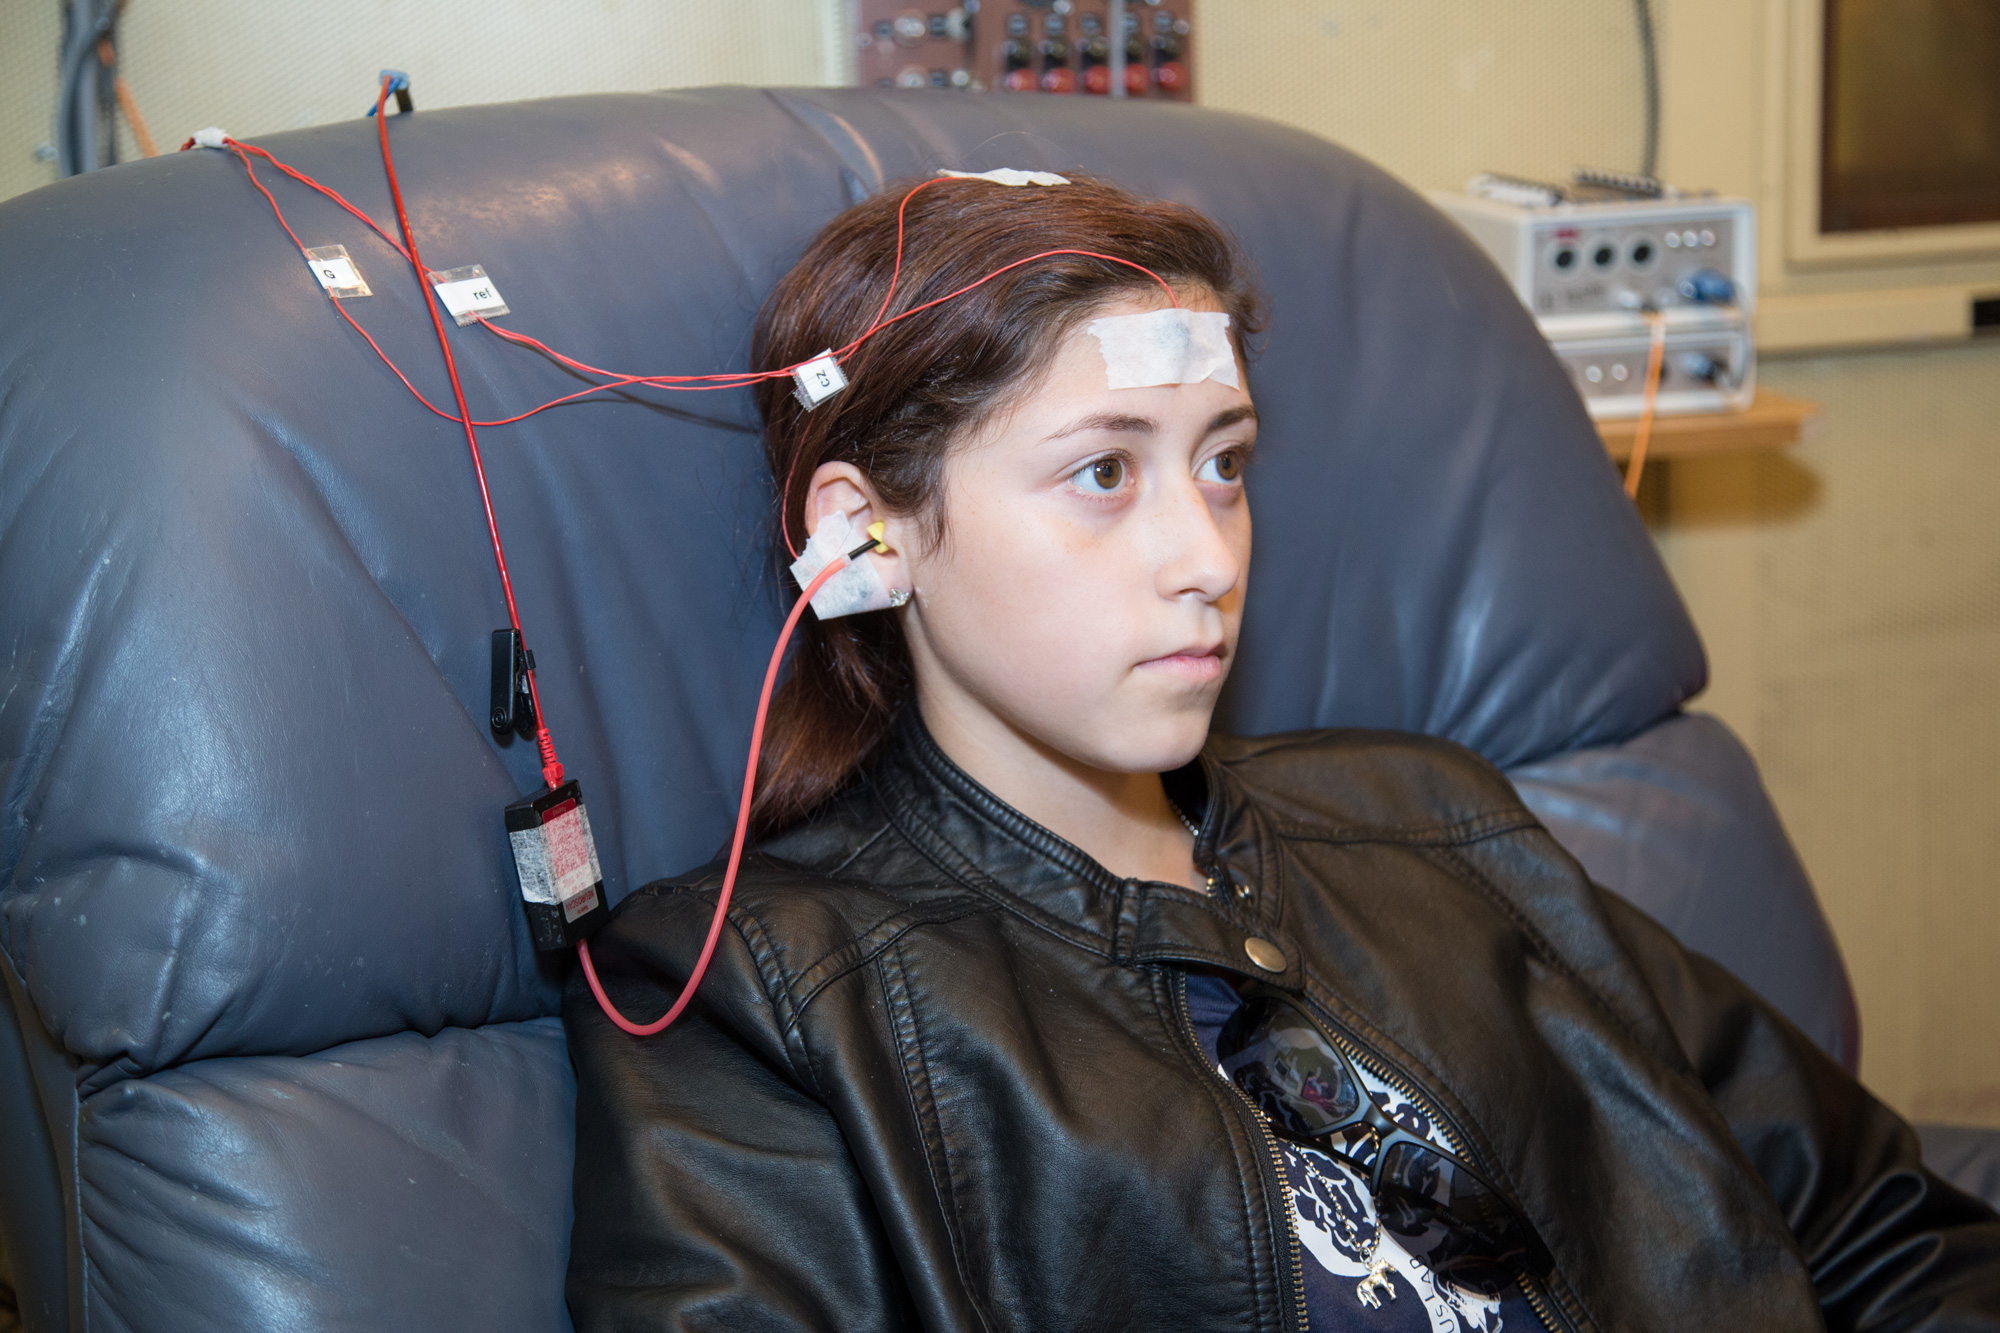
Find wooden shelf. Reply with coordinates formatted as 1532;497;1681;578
1596;388;1823;461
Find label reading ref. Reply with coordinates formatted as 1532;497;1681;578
429;264;510;326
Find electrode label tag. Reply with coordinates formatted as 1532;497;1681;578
304;245;370;298
429;264;509;325
791;350;848;410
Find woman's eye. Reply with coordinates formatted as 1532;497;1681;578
1074;456;1127;494
1198;449;1245;484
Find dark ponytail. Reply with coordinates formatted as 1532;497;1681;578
747;174;1262;836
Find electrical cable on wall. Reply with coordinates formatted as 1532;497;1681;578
1633;0;1660;180
55;0;159;174
56;0;118;175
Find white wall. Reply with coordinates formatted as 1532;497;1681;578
0;0;849;203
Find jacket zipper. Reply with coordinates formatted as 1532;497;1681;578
1302;998;1569;1333
1174;972;1310;1333
1177;971;1569;1333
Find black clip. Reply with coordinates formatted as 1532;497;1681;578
366;69;414;117
490;628;538;741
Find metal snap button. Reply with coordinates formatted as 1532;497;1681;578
1243;937;1286;972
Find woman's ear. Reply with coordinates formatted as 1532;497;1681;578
804;461;913;605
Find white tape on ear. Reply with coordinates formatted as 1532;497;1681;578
789;510;893;620
1086;309;1239;390
934;168;1072;187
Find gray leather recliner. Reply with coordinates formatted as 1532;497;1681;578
0;85;1949;1332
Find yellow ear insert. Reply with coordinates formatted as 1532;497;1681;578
867;520;889;552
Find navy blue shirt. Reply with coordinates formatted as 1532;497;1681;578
1185;973;1545;1333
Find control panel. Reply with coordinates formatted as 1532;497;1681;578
1433;184;1758;419
1554;324;1754;420
1532;215;1739;322
855;2;1195;100
1429;191;1755;336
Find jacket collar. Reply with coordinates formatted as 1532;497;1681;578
864;709;1304;988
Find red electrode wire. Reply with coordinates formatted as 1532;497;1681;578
199;85;1188;1036
369;74;565;790
574;550;857;1035
207;132;1180;452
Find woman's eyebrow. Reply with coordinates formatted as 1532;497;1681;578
1207;405;1258;434
1040;411;1156;443
1040;404;1257;447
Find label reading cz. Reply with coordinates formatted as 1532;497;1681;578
303;245;370;298
429;264;510;326
790;351;848;410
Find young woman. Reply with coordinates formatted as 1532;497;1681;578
564;175;2000;1332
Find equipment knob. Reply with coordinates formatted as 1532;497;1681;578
1676;268;1735;304
1152;60;1187;92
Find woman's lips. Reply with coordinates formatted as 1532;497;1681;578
1135;647;1225;682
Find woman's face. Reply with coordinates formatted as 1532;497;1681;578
896;288;1255;778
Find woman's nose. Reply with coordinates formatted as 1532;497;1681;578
1152;478;1243;604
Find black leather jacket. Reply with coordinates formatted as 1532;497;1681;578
565;716;2000;1331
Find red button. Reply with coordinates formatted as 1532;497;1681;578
1083;64;1111;95
1124;62;1150;96
1042;66;1076;94
1003;67;1038;93
1153;60;1187;93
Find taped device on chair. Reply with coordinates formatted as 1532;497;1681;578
507;781;610;951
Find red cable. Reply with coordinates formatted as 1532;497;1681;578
215;137;1182;464
233;140;411;262
205;101;1190;1032
777;238;1181;554
575;551;853;1035
369;75;564;790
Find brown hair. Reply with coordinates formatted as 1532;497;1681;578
748;173;1262;835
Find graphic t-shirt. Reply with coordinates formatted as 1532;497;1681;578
1185;973;1545;1333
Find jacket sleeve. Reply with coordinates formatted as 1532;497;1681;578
1597;888;2000;1331
563;886;916;1333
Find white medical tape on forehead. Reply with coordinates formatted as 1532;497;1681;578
789;509;894;620
1085;308;1239;391
934;167;1072;187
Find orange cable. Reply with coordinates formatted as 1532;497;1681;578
98;38;158;159
1623;311;1667;499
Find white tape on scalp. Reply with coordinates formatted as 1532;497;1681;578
934;167;1072;187
789;510;892;620
1086;309;1239;391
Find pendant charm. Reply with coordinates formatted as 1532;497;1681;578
1355;1257;1398;1309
